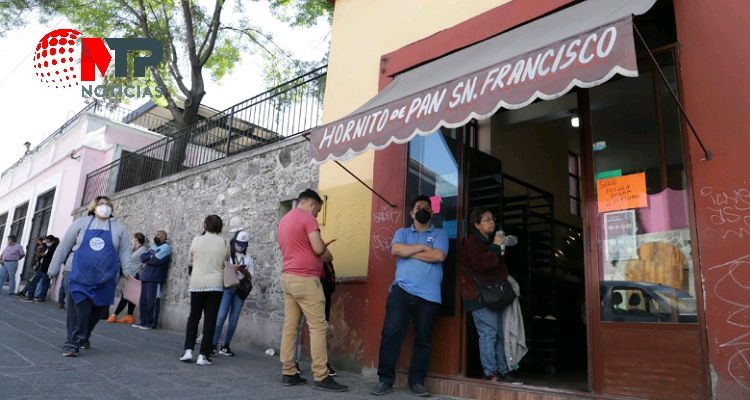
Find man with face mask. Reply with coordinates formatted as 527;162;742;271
371;195;449;398
134;229;171;330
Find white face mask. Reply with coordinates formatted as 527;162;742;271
95;204;112;218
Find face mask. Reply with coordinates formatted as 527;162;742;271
153;237;162;246
234;243;247;253
95;204;112;218
415;208;432;224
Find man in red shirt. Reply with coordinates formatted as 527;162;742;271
277;189;347;392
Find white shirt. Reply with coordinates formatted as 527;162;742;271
232;253;254;279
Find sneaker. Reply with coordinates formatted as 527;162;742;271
294;361;303;376
116;315;134;324
137;325;152;330
409;384;431;397
497;373;523;385
326;362;337;376
20;298;35;303
106;314;118;323
370;382;393;396
282;373;307;386
33;299;44;303
62;349;79;357
219;345;234;357
179;349;193;362
80;341;91;350
313;376;348;392
196;354;213;366
210;346;218;356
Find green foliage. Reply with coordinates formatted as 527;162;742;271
266;0;332;28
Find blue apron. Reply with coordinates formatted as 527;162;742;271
69;217;120;306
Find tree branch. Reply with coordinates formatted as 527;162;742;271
149;65;181;125
198;0;225;66
162;5;190;98
180;0;199;66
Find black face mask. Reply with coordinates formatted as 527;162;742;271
153;237;162;246
415;208;432;224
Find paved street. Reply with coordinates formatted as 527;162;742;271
0;295;453;400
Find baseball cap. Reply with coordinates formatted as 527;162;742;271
235;231;250;245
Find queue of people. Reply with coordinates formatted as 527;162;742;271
1;187;526;396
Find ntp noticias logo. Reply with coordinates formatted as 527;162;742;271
34;28;165;99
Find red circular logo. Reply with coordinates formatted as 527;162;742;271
34;29;82;89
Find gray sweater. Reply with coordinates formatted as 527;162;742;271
48;216;138;277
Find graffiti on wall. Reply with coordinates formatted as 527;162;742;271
371;204;401;261
700;184;750;240
709;254;750;392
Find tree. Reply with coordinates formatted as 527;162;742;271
24;0;331;172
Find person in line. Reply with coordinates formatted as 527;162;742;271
19;237;46;298
212;230;253;356
180;215;229;366
107;232;147;324
0;235;26;296
21;235;58;303
461;208;523;384
47;196;138;357
371;195;449;397
277;189;347;392
293;261;338;376
134;229;171;330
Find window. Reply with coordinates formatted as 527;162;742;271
23;189;56;278
0;212;7;240
10;202;29;239
407;128;461;315
591;49;695;323
568;152;581;215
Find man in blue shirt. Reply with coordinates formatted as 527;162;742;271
371;195;449;397
134;229;171;330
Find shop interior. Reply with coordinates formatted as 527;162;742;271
403;1;688;391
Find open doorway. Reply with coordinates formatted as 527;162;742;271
462;91;588;391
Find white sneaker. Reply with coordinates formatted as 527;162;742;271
196;354;213;366
179;349;193;362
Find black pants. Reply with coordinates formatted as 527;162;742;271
114;296;135;315
139;281;159;327
64;292;107;351
377;285;440;385
184;291;222;356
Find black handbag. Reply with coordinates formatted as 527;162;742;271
468;270;516;311
235;277;252;300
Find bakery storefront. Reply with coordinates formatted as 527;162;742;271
311;0;748;398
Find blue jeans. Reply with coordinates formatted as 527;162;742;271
213;288;245;347
377;285;440;386
0;261;19;294
472;307;510;375
25;270;50;300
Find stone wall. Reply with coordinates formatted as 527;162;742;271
88;136;318;351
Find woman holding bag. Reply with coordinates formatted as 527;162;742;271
180;215;229;366
461;208;523;384
212;230;253;357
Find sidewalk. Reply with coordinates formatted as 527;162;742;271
0;294;454;399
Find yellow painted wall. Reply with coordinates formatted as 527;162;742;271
319;0;513;276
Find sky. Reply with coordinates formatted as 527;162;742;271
0;1;330;173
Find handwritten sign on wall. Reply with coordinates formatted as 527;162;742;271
597;172;648;213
